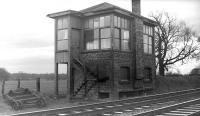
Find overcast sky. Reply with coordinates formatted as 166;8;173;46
0;0;199;74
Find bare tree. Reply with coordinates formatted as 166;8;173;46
150;12;199;76
0;68;10;95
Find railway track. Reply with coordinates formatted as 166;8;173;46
135;98;200;116
10;88;200;116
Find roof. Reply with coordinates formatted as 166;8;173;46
47;2;157;26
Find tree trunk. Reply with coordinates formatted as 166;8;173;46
159;64;165;76
1;80;5;95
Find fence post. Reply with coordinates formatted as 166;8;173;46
17;79;20;88
36;78;40;92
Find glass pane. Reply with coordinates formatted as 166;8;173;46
117;17;121;28
124;19;128;29
105;16;111;27
86;42;93;50
151;27;153;36
113;39;120;50
94;17;100;28
121;18;125;28
121;30;129;40
85;30;93;42
94;29;99;39
94;39;99;49
57;30;68;40
143;35;148;44
89;19;93;29
114;28;120;38
149;26;151;35
121;40;129;50
146;26;149;34
57;18;63;29
149;46;152;54
63;29;68;40
84;20;89;29
144;44;148;53
100;17;105;27
143;25;145;33
101;38;111;49
149;36;152;45
114;16;118;27
63;17;69;28
101;28;111;38
124;30;129;40
57;30;63;40
57;40;68;50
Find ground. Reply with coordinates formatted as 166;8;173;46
0;95;105;116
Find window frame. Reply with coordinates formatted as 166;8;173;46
143;24;153;54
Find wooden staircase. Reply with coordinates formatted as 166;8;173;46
72;58;98;98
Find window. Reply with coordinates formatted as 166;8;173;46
100;17;105;27
105;16;111;27
143;24;153;54
85;29;99;50
57;29;68;51
121;29;130;50
57;17;69;29
120;67;130;81
94;18;100;28
100;28;111;49
89;19;93;29
113;28;120;49
144;67;152;82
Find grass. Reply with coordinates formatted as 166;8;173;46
0;79;67;96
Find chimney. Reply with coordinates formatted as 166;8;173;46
132;0;141;15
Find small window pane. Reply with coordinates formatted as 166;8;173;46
149;46;152;54
144;44;148;53
149;26;151;35
89;19;93;29
143;25;145;33
57;18;63;29
121;18;125;28
121;40;129;50
84;20;89;29
100;17;105;27
57;40;68;50
105;16;111;27
101;39;111;49
113;39;120;49
114;16;118;27
151;27;153;36
101;28;111;38
94;17;99;28
114;28;120;38
121;30;129;40
149;36;152;45
63;18;69;28
117;17;121;28
57;30;68;40
145;26;148;34
86;42;93;50
94;29;99;39
94;39;99;49
125;19;128;29
143;35;148;44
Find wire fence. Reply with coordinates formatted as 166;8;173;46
0;79;67;96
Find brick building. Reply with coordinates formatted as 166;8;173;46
47;0;156;99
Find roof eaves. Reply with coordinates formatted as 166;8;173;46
47;10;82;18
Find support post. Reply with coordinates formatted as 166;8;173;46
17;78;20;89
55;63;59;97
36;78;40;92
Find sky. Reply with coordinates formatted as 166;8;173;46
0;0;199;74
